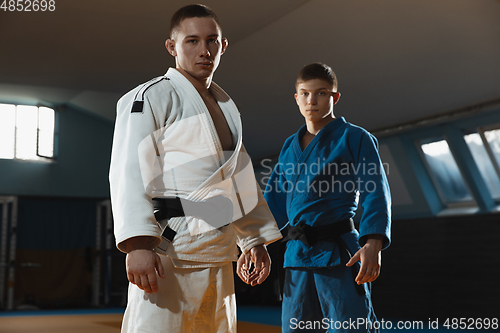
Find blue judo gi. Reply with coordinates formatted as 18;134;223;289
264;117;391;333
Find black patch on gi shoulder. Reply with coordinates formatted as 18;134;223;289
131;77;169;113
131;101;144;113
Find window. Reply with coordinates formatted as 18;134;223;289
420;138;472;204
483;128;500;170
464;131;500;199
0;103;56;161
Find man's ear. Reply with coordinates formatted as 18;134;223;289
166;39;177;57
294;93;299;105
333;92;341;105
221;38;228;55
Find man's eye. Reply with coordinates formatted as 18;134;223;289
318;92;325;95
209;39;218;43
302;92;309;96
187;40;197;44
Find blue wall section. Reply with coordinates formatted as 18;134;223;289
0;106;114;198
16;197;98;250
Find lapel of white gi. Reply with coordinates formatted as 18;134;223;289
166;68;243;201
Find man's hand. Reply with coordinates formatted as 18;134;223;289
346;235;383;285
126;249;165;293
236;244;271;286
124;236;165;294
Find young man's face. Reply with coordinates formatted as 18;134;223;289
166;17;227;83
295;79;340;123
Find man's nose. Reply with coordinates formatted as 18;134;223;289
307;95;317;104
200;42;211;57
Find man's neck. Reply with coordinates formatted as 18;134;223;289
305;116;335;136
175;67;213;96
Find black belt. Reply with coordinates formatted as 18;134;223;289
283;218;355;246
152;197;182;242
151;195;234;241
152;197;185;221
278;218;366;298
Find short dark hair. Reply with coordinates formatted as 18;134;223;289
169;4;221;38
296;63;338;91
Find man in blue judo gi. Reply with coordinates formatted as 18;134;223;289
259;63;391;332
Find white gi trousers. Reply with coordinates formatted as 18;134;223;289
121;256;236;333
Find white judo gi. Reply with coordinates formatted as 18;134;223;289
109;68;282;333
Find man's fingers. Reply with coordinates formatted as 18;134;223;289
247;257;270;286
130;271;161;293
355;259;368;284
140;275;153;294
253;255;263;271
236;255;243;271
236;270;248;284
236;254;251;284
247;273;258;286
236;264;244;282
236;268;247;283
148;272;159;293
237;254;250;270
126;249;164;293
256;265;270;285
346;250;361;267
347;241;382;284
246;262;264;286
355;270;366;284
244;245;272;286
362;262;380;282
356;264;380;284
244;254;251;271
255;252;271;284
131;275;144;290
366;268;380;283
155;255;165;279
247;270;261;286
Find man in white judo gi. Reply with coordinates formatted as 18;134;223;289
109;4;282;332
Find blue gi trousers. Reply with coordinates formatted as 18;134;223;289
282;263;378;333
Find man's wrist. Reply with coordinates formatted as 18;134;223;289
124;236;156;253
365;234;384;251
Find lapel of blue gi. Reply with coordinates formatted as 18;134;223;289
285;117;347;219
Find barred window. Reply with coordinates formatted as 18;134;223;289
0;103;56;161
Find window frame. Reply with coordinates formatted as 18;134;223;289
416;135;477;209
0;103;57;162
35;106;57;160
464;125;500;204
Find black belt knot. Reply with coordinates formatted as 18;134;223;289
152;197;184;221
287;223;316;247
283;218;355;247
152;197;183;242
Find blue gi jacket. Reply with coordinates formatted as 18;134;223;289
264;117;391;268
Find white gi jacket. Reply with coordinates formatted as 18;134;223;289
109;68;281;265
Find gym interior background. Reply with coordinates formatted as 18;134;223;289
1;0;499;324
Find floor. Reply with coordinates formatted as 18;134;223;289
0;307;495;332
0;307;281;333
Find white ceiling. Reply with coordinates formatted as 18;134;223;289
1;0;499;158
